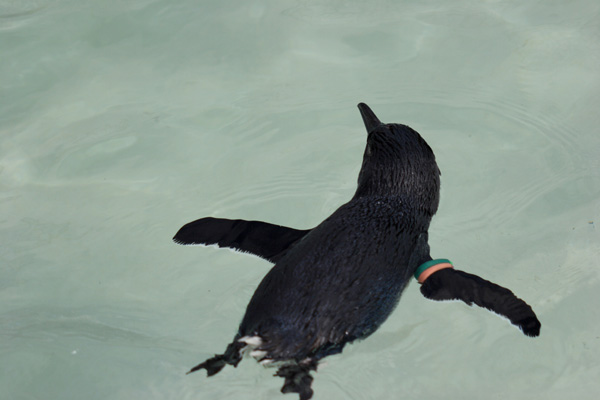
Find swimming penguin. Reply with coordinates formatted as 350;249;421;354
173;103;541;400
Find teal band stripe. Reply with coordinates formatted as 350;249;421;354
414;258;453;280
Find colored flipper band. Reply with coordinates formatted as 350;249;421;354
415;259;453;284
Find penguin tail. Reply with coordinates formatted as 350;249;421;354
275;359;318;400
186;340;244;376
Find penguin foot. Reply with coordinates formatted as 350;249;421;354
275;360;317;400
187;355;227;376
187;340;244;376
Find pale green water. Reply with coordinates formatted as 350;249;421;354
1;1;599;399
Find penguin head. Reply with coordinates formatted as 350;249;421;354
354;103;440;215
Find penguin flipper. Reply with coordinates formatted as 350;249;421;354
420;268;541;337
173;217;311;263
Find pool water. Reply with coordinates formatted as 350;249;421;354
1;1;599;399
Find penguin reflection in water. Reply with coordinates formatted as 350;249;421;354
173;103;541;400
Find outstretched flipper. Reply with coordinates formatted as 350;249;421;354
173;217;311;263
420;268;541;337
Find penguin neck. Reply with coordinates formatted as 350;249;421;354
352;175;440;217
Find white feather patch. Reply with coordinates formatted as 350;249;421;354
238;336;263;346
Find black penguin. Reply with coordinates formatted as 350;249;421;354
173;103;541;400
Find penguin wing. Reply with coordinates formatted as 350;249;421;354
173;217;311;263
420;268;541;337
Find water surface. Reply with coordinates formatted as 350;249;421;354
1;1;599;399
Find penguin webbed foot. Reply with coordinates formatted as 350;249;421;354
275;361;318;400
420;268;541;337
186;355;227;376
186;340;244;376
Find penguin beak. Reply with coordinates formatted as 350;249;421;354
357;103;383;133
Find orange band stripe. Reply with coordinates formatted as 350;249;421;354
417;262;453;284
